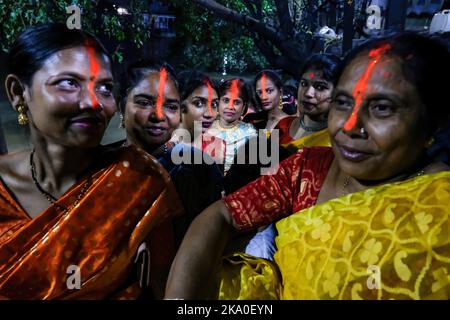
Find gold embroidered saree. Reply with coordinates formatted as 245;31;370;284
219;172;450;299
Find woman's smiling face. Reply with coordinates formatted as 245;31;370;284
124;71;181;150
24;46;116;149
328;53;429;181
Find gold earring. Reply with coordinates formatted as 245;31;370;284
278;96;283;110
119;114;125;128
17;104;29;125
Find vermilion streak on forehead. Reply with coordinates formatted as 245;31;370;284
156;67;168;118
229;79;239;110
261;73;267;100
205;79;213;115
343;43;392;131
86;46;101;109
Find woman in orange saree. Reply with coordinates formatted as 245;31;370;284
0;24;183;299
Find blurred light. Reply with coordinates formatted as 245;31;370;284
117;7;129;15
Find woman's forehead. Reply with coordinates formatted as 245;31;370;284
44;46;109;67
131;72;179;97
339;54;407;89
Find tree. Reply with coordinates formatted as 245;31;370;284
171;0;270;73
0;0;152;62
184;0;371;76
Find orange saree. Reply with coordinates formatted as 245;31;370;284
0;145;184;299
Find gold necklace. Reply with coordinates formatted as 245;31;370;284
341;165;429;196
30;149;92;214
217;120;240;131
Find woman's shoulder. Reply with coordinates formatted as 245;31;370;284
0;150;30;179
238;121;257;132
276;116;297;129
100;143;172;182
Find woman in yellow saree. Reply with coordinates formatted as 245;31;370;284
165;33;450;300
0;24;183;299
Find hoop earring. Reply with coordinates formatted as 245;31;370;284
119;114;125;129
17;104;29;125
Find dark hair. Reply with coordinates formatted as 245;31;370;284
7;23;111;86
299;54;341;85
339;32;450;136
218;78;250;114
119;59;178;114
177;70;218;111
253;69;283;90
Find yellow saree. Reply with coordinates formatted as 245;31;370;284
281;128;330;154
0;145;184;299
219;171;450;300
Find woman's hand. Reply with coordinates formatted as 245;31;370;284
165;200;236;299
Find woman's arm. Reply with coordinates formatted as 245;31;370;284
165;200;235;299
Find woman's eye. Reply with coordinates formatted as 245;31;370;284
315;84;327;91
222;98;229;104
211;100;219;109
267;88;274;94
193;100;205;108
256;90;262;96
56;79;78;90
300;80;308;87
136;100;153;108
370;103;395;117
97;83;113;96
165;104;180;112
332;97;353;110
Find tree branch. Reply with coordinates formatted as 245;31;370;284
274;0;294;36
193;0;305;62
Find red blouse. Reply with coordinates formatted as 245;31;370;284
275;116;297;145
224;147;334;230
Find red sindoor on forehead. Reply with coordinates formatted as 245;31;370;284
156;67;168;118
261;73;267;100
229;79;240;110
205;79;213;115
86;45;101;109
343;43;392;132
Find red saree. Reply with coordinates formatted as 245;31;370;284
224;147;334;230
0;145;184;299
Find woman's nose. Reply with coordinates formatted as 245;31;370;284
79;88;102;110
304;86;315;98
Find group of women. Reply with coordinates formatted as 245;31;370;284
0;23;449;300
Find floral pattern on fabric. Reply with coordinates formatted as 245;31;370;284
223;147;334;231
274;172;450;300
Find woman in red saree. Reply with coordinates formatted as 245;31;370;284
0;24;183;299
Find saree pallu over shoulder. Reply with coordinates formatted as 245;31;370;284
281;128;330;154
219;171;450;300
0;145;184;299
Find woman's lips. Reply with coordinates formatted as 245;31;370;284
145;126;167;136
202;121;213;128
301;101;316;111
69;117;104;130
223;111;235;117
338;145;372;162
